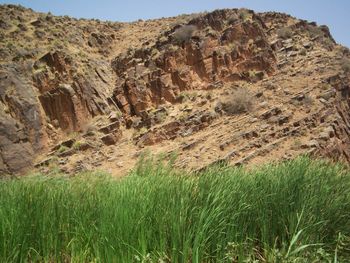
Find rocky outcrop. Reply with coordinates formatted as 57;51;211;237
0;64;44;173
135;110;217;146
32;51;119;132
111;9;276;117
317;74;350;163
1;5;350;175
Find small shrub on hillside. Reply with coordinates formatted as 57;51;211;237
227;13;239;25
34;29;46;39
238;9;251;22
222;87;253;114
204;27;219;38
277;27;293;39
57;145;69;154
177;91;198;102
133;126;148;138
307;25;324;39
303;94;314;106
72;140;83;151
173;25;196;44
299;48;307;56
248;70;256;79
82;122;97;136
341;58;350;73
322;38;334;49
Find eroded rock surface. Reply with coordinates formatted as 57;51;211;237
0;5;349;175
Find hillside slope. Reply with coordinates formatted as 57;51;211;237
1;4;350;175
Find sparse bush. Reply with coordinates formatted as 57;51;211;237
57;145;69;154
150;48;160;59
113;110;123;119
204;27;219;38
341;58;350;73
72;140;83;150
248;70;256;78
148;107;168;124
173;25;196;44
238;9;251;22
321;38;334;51
158;35;168;44
307;25;324;39
227;13;239;25
77;50;88;59
5;41;15;50
133;126;148;138
299;48;307;56
177;91;198;102
34;29;45;39
291;94;313;107
292;139;302;150
222;87;253;114
178;111;190;122
303;94;314;106
154;111;167;124
68;132;80;139
277;27;293;39
83;122;97;136
166;44;179;53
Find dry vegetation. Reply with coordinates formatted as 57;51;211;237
277;27;293;39
341;58;350;72
173;25;197;44
221;87;254;115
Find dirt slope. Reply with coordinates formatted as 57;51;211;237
1;5;350;175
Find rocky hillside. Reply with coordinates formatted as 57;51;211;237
1;4;350;175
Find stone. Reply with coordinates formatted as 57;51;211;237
100;132;122;146
301;139;319;149
52;139;76;151
319;126;335;140
277;115;290;125
319;98;329;105
99;121;120;134
57;148;76;157
182;141;198;150
302;41;312;49
319;89;336;101
260;107;282;120
108;111;122;122
324;126;335;138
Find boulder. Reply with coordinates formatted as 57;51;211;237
100;131;122;146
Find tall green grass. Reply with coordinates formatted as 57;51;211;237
0;157;350;262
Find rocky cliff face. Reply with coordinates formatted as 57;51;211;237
110;10;276;117
0;5;349;175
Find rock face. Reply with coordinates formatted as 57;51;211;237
111;10;276;117
318;74;350;163
0;4;350;175
33;50;118;132
0;64;44;173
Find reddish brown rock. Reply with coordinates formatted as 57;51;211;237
1;5;350;175
101;131;122;146
111;10;276;117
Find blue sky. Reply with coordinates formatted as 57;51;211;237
1;0;349;47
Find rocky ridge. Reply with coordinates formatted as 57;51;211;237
0;5;350;175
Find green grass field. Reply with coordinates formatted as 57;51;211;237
0;157;350;262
